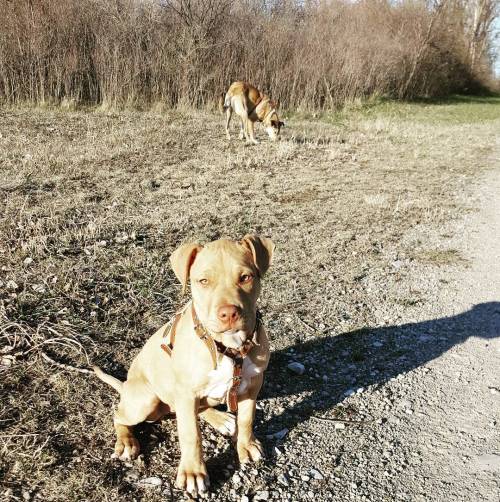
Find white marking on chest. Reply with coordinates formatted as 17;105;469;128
205;355;261;399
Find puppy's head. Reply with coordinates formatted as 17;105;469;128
170;235;274;347
263;101;284;141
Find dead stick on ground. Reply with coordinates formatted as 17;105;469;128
40;351;93;374
311;415;375;425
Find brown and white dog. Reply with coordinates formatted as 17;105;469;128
93;235;274;497
222;81;284;144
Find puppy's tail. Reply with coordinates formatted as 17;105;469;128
93;365;123;394
218;92;231;114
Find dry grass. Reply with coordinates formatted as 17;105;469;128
1;97;499;500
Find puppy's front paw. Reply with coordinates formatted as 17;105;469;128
176;460;209;497
112;435;140;461
237;438;264;463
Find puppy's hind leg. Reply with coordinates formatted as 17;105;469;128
113;377;162;461
199;408;236;437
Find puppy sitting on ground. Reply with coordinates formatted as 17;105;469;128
94;235;274;497
222;81;284;144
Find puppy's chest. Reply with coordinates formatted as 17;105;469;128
204;356;260;399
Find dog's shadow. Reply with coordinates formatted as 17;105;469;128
113;302;499;492
258;301;500;436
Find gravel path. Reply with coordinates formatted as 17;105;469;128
392;163;500;502
230;152;500;502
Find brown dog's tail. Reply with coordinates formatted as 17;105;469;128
218;93;225;114
219;92;231;114
93;365;123;394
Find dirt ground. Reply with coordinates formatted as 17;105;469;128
1;97;499;501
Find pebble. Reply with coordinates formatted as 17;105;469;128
241;496;250;502
310;468;324;480
344;388;356;397
301;475;310;482
6;280;18;291
254;490;270;500
266;428;288;440
278;473;289;486
125;470;140;481
232;473;241;485
334;422;346;430
137;476;162;487
23;257;33;265
287;362;305;375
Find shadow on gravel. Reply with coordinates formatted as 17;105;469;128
260;301;500;434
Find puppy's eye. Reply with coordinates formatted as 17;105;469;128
198;278;209;286
240;274;253;284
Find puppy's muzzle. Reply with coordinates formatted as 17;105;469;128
217;304;241;330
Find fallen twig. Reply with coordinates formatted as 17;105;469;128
40;351;93;374
311;415;375;425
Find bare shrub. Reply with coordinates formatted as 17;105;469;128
0;0;497;108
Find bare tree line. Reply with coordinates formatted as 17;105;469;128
0;0;497;109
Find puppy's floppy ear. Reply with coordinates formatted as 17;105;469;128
241;234;275;276
279;121;285;128
170;242;203;294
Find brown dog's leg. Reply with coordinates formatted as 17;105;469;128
225;107;232;140
236;374;264;463
247;120;259;145
175;391;209;497
199;408;236;437
239;119;245;140
113;378;161;461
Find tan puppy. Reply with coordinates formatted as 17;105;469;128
222;81;284;144
94;235;274;497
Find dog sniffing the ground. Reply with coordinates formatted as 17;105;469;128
94;235;274;497
221;81;284;144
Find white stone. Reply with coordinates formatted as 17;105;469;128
255;490;270;500
137;476;162;487
310;468;324;480
6;280;18;291
287;361;305;375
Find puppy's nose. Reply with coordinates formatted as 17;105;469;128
217;305;240;325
